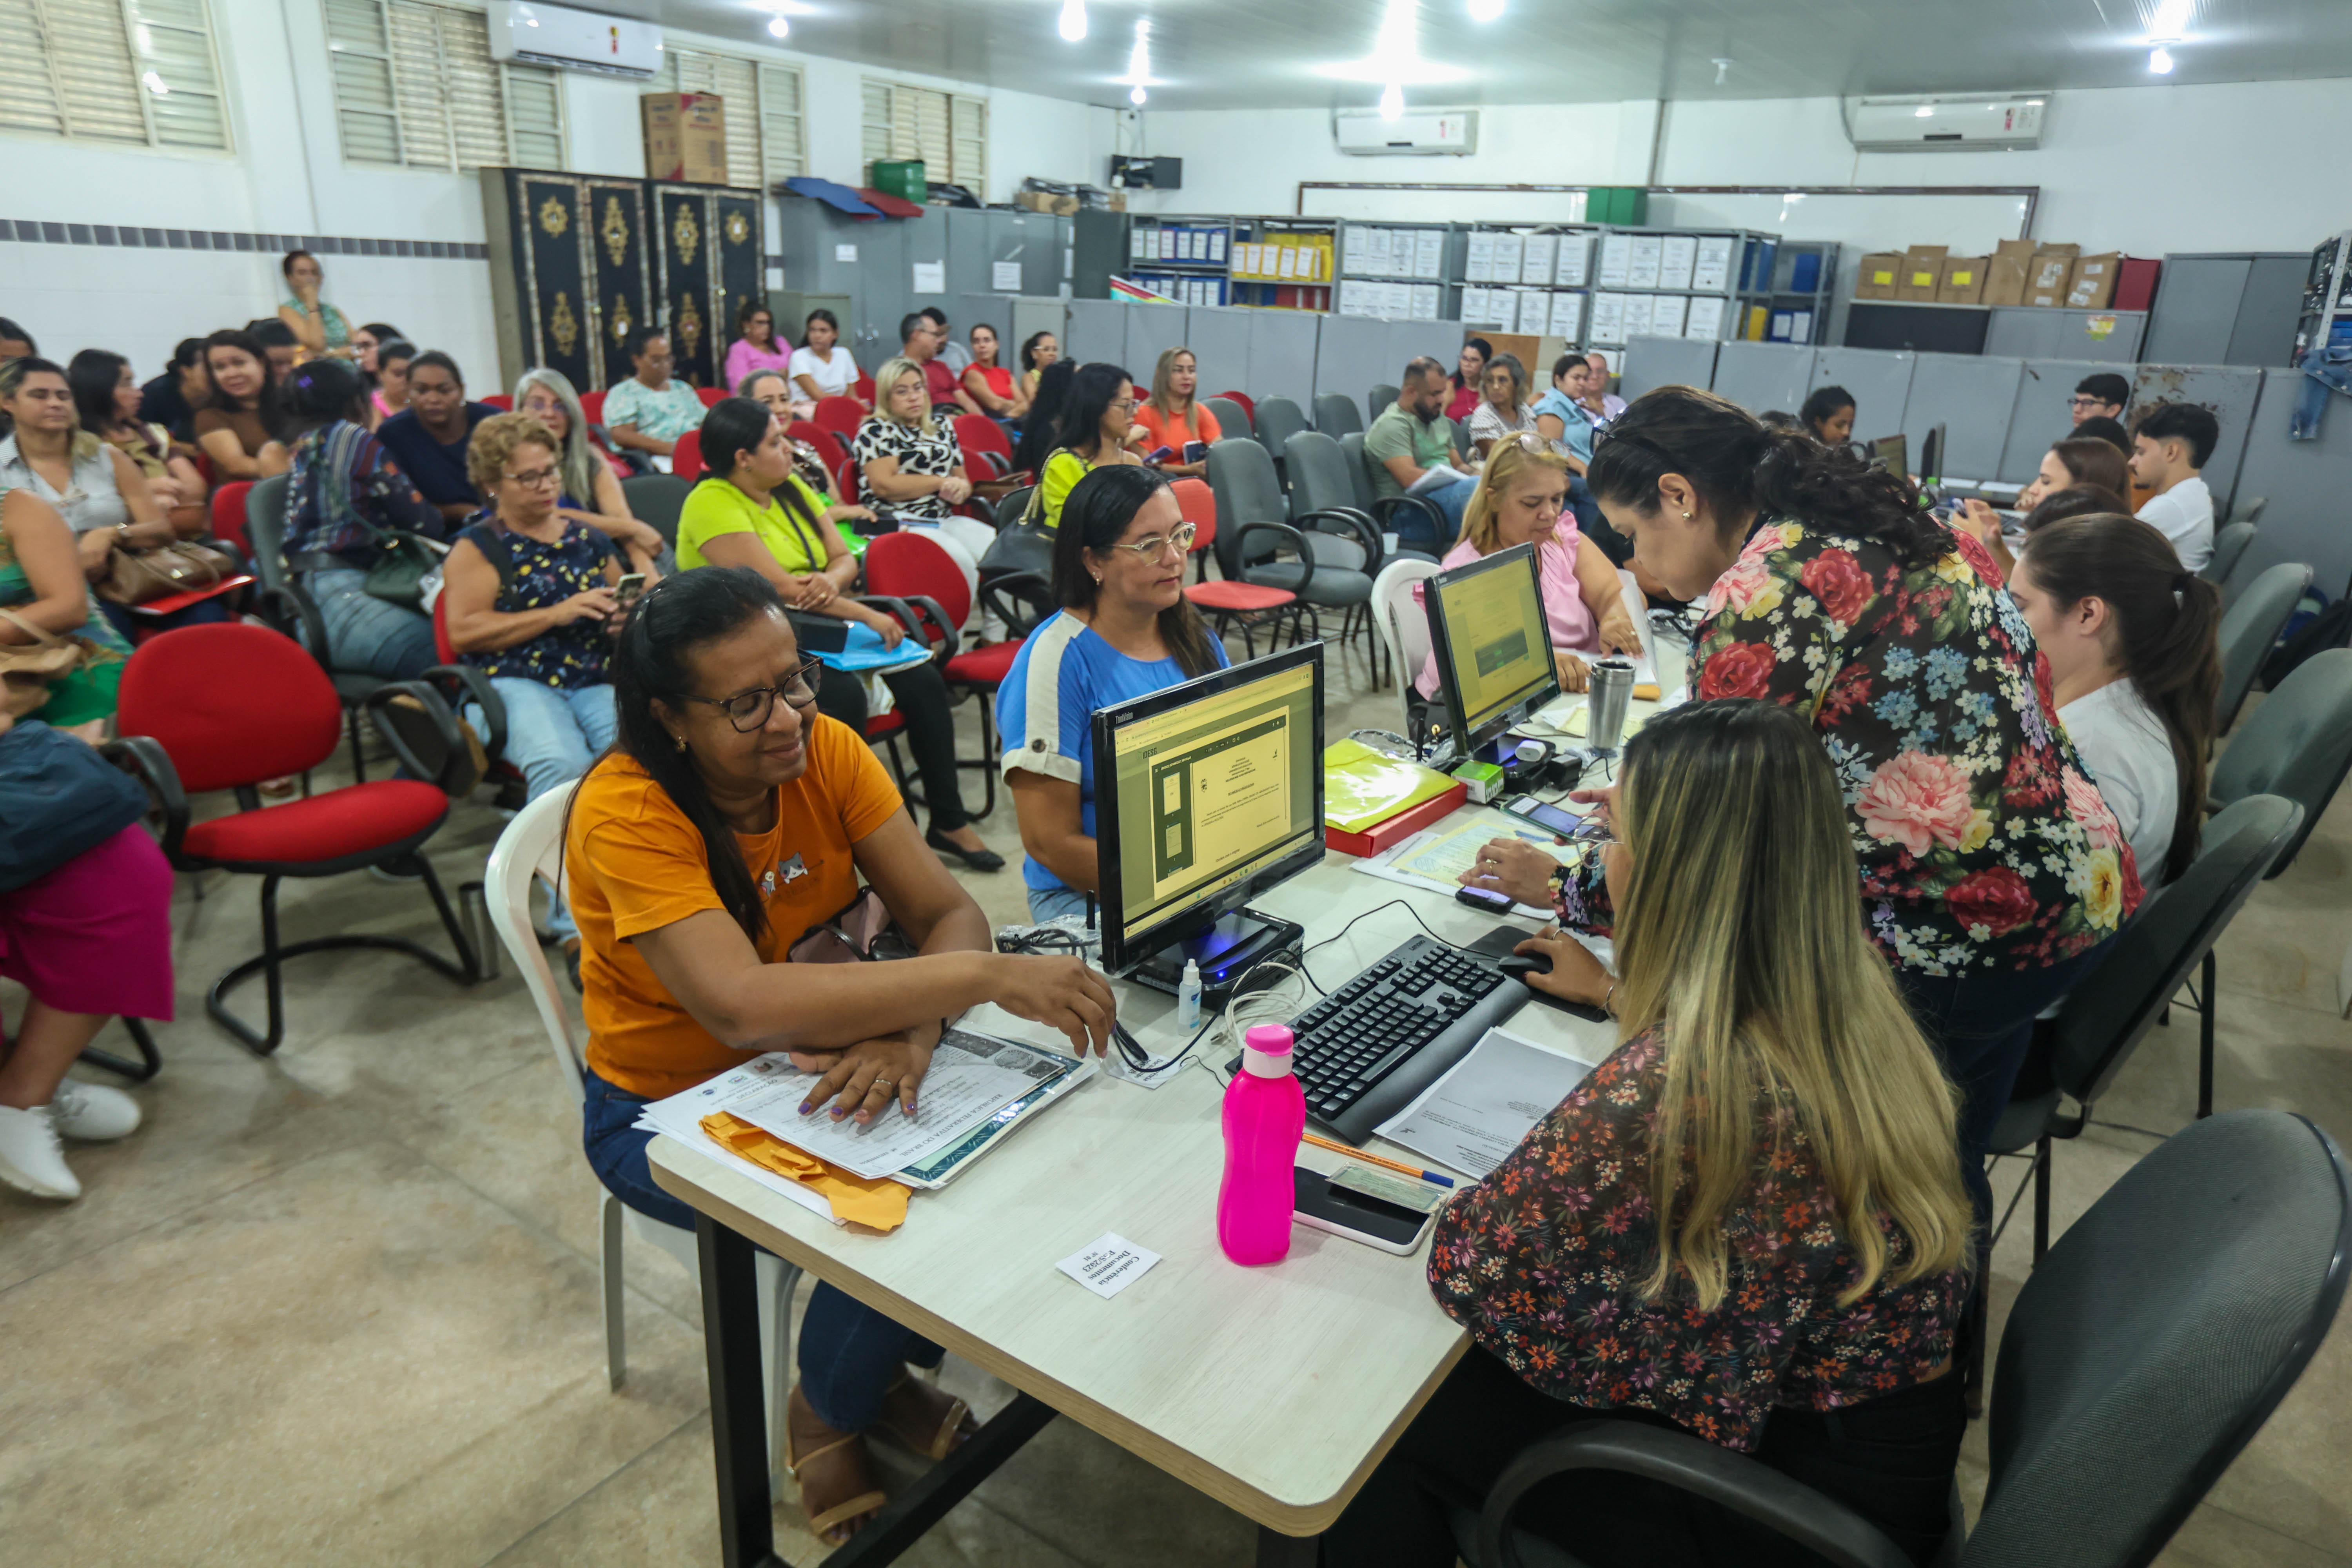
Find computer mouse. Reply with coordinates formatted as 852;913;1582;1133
1497;951;1552;983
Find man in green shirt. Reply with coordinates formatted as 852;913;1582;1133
1362;356;1475;548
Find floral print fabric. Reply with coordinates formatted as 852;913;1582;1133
1563;519;2136;977
1427;1030;1967;1452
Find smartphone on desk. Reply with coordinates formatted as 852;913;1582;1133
1294;1167;1434;1254
1501;795;1584;838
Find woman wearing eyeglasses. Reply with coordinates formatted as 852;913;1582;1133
566;566;1119;1545
1026;363;1144;533
998;465;1227;924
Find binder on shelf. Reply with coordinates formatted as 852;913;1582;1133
1621;292;1656;339
1414;230;1445;280
1597;233;1633;287
1466;231;1496;282
1789;309;1813;346
1650;294;1688;338
1658;234;1697;291
1685;295;1726;339
1548;290;1585;339
1627;234;1663;289
1555;232;1593;288
1522;233;1557;286
1790;250;1821;294
1491;232;1525;283
1693;236;1734;292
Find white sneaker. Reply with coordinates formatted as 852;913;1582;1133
51;1079;142;1142
0;1104;81;1200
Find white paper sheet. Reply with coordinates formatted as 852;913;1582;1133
1375;1028;1601;1178
1351;810;1576;920
993;260;1023;290
911;261;946;294
1056;1233;1163;1298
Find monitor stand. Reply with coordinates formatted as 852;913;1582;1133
1125;906;1305;1010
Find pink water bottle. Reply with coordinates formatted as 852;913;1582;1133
1218;1024;1307;1265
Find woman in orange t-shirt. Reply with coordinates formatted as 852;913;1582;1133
567;566;1116;1544
1128;344;1221;479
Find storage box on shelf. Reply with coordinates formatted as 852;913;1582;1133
1125;214;1234;307
1229;217;1337;312
1336;220;1461;322
1455;224;1831;350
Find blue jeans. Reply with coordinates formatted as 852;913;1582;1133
2291;343;2352;440
581;1065;946;1432
467;679;616;943
303;567;436;679
1390;477;1476;551
1025;883;1092;924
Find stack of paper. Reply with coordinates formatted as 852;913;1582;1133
1375;1028;1602;1178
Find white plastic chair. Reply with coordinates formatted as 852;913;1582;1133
484;785;803;1488
1372;555;1443;733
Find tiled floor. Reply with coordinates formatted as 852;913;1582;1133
4;632;2348;1568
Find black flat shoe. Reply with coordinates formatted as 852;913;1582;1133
926;829;1005;872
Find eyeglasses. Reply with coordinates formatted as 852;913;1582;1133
1109;398;1139;414
2065;395;2110;410
1104;522;1198;563
502;465;561;488
677;656;826;732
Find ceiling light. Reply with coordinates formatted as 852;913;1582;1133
1379;81;1403;119
1318;0;1472;86
1058;0;1086;42
1466;0;1504;20
768;15;789;36
1710;57;1731;86
1915;104;1933;116
1130;83;1147;105
2148;45;2175;72
2147;0;2193;40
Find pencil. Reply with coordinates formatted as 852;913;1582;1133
1302;1131;1456;1188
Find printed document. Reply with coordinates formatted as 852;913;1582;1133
1376;1027;1601;1177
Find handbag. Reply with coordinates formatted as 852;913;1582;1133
787;887;916;965
0;718;151;892
0;608;96;720
363;529;447;609
97;539;241;607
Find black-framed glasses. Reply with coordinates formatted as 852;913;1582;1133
2065;395;2109;410
678;656;825;732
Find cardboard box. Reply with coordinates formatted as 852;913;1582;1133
1897;245;1949;301
642;93;728;185
1855;252;1904;300
2065;251;2122;310
1016;190;1080;215
2026;245;2080;307
1982;238;2041;307
1937;256;1989;305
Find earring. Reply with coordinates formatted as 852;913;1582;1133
1681;511;1693;519
672;733;687;752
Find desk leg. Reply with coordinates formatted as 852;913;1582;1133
1255;1525;1319;1567
697;1212;784;1568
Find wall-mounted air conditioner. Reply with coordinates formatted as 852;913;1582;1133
1845;93;2050;152
486;2;662;79
1334;109;1478;156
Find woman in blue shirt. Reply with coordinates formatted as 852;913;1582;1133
997;466;1229;923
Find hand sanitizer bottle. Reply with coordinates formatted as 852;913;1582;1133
1178;958;1203;1031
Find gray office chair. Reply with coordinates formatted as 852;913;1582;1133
2215;562;2312;732
1203;395;1252;442
1252;396;1311;459
1313;391;1365;439
243;474;386;782
620;474;691;548
1336;430;1448;559
241;473;290;590
1994;795;2302;1250
1202;439;1315;657
1465;1105;2349;1568
2230;494;2267;527
2203;521;2256;589
2211;648;2352;879
1368;383;1400;422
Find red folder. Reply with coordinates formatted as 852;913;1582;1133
1324;781;1469;858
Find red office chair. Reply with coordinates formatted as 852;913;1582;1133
1214;390;1256;424
482;394;514;411
813;396;864;443
854;373;876;405
1176;479;1299;657
671;429;704;479
111;624;483;1056
421;595;525;796
860;530;1022;817
952;414;1027;485
697;386;728;408
209;479;254;556
579;389;607;425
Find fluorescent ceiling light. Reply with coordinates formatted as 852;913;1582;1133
1058;0;1086;42
1466;0;1504;20
2148;45;2175;72
768;15;789;36
1915;104;1933;116
2146;0;2193;40
1131;84;1147;105
1379;81;1404;119
1318;0;1471;86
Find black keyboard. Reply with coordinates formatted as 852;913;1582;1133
1260;934;1525;1144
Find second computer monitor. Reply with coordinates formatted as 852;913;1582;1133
1870;432;1909;477
1424;542;1561;761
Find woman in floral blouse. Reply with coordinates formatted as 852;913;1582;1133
1329;701;1976;1567
1466;386;2129;1225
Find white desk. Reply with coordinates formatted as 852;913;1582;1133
651;808;1625;1567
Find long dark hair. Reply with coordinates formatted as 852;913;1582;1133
1798;384;1854;440
1587;385;1945;571
2020;514;2222;882
799;308;839;350
67;348;133;432
697;395;823;545
284;358;371;436
1014;359;1076;475
2021;484;2129;536
202;327;288;441
1452;336;1492;392
1051;465;1218;678
607;567;789;942
1054;362;1132;461
1019;331;1055;373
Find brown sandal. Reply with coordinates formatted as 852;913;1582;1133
872;1370;977;1462
784;1384;887;1543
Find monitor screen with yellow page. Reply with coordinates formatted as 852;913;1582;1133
1425;543;1560;757
1093;642;1326;975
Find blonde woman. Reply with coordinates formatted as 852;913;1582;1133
1327;699;1975;1567
850;357;971;523
1411;437;1638;696
1128;345;1221;478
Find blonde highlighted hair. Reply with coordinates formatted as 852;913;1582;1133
1610;699;1975;1309
1147;344;1198;420
1460;435;1571;555
871;356;938;437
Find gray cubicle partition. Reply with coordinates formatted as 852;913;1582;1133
1385;319;1466;386
1810;348;1917;443
2145;254;2306;367
1621;336;1719;401
1984;308;2145;363
1246;310;1321;410
1064;298;1130;365
1898;355;2024;481
1995;359;2108;483
1184;307;1255;401
2130;364;2263;510
2232;368;2351;593
1008;296;1066;360
1312;314;1393;405
1710;342;1814;416
1123;303;1192;385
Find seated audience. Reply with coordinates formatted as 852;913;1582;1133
722;301;794;408
566;565;1113;1541
738;371;853;504
2009;514;2220;888
922;307;972;377
1011;359;1075;480
2129;401;2219;570
513;368;664;568
1030;363;1143;531
442;412;634;982
679;399;996;871
278;249;352;362
960;324;1027;425
1466;352;1538;458
192;328;291;480
0;706;170;1202
281;359;445;678
70;348;206;524
788;309;860;410
1332;698;1973;1568
852;359;972;523
898;313;975;418
1531;354;1594;474
370;338;416;426
1000;466;1229;922
137;337;211;441
1365;356;1476;547
2073;414;2132;459
0;488;130;736
601;328;705;462
375;351;496;521
2070;372;2131;427
0;319;34;363
1957;435;2132;577
1412;437;1639;697
1019;330;1060;400
1800;383;1857;448
1129;347;1218;479
249;319;300;381
1445;338;1489;423
1583;350;1627;424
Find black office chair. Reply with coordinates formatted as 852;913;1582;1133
2203;521;2257;591
1994;794;2301;1251
1463;1107;2349;1568
620;474;691;548
2215;562;2312;732
1313;391;1365;438
1368;383;1401;422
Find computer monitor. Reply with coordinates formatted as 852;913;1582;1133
1423;542;1561;764
1094;642;1326;988
1918;422;1945;483
1870;432;1909;476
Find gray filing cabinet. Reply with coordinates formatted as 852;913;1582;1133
1984;308;2145;363
1994;359;2110;483
2143;252;2308;368
1710;342;1814;417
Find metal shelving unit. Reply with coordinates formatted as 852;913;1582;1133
1451;223;1841;352
1227;216;1338;312
2294;230;2352;367
1335;219;1463;322
1123;214;1233;307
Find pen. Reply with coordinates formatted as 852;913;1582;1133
1302;1131;1455;1188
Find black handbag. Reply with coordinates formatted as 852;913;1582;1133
0;720;151;893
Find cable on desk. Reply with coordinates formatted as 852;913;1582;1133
1298;898;1492;991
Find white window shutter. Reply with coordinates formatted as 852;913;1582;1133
502;62;562;170
435;5;512;170
385;0;453;168
322;0;400;164
40;0;152;144
127;0;229;149
950;94;984;191
859;78;892;181
0;0;69;139
0;0;227;151
757;61;802;185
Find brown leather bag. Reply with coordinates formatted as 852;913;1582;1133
97;540;240;607
0;607;95;719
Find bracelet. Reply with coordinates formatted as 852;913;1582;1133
1599;980;1617;1016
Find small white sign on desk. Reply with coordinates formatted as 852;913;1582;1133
1058;1232;1163;1298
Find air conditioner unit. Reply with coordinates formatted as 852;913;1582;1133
1334;108;1477;157
1846;93;2050;152
486;2;662;79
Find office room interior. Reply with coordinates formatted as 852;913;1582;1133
6;0;2352;1564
